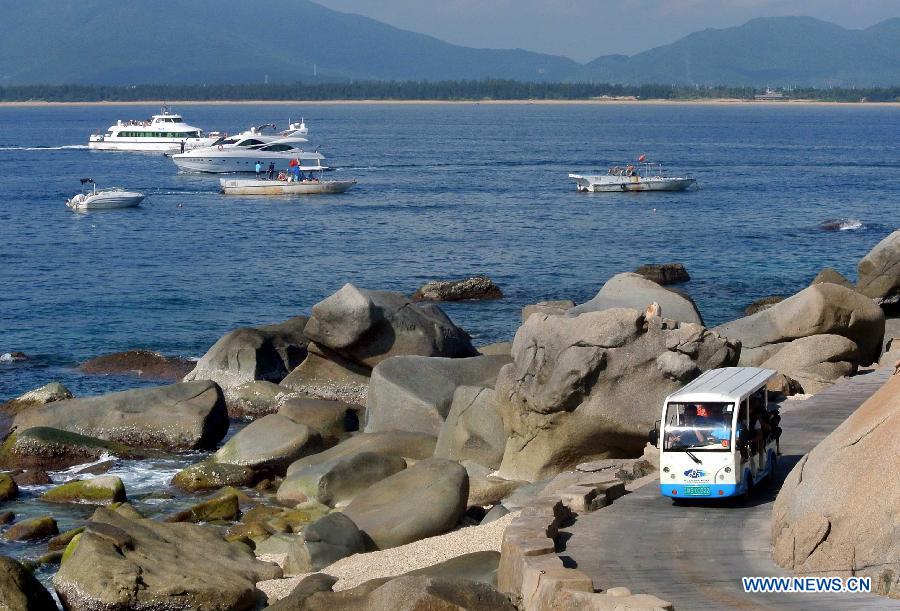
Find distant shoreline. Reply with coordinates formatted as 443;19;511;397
1;98;898;108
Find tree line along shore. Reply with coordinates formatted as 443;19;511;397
1;81;899;103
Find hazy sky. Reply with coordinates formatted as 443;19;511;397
315;0;900;62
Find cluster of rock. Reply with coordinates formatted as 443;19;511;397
2;229;898;608
772;365;900;598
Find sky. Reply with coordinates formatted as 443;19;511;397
314;0;900;62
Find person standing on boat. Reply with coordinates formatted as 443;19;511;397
180;140;186;154
267;161;275;180
292;163;301;183
255;161;262;179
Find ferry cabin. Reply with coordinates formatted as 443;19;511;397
88;109;215;152
649;367;779;500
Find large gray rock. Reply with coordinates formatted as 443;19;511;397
226;380;291;420
284;512;366;574
79;350;194;381
365;355;511;436
568;272;703;325
12;381;228;451
286;431;437;476
0;555;57;610
521;300;575;322
280;342;372;406
343;458;468;549
54;507;281;610
213;414;321;474
772;370;900;598
857;229;900;303
496;308;738;481
760;334;861;393
0;427;144;471
303;283;477;368
277;451;406;507
715;283;885;366
277;575;514;611
278;396;359;444
184;316;309;389
434;386;505;469
406;550;501;586
811;267;853;289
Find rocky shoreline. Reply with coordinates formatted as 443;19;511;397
2;231;899;608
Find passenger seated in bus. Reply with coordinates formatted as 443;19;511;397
748;403;768;456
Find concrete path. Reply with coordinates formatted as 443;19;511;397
561;368;895;610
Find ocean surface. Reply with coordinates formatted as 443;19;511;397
3;103;899;400
0;102;898;579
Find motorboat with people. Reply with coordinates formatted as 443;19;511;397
220;166;356;195
170;136;324;173
88;106;218;152
570;156;696;192
66;179;145;210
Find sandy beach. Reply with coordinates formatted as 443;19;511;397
1;98;897;108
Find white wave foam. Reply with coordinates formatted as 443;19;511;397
51;451;118;483
819;218;864;231
0;145;88;151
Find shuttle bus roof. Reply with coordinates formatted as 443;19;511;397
666;367;777;404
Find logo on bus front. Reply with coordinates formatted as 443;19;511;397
684;469;706;479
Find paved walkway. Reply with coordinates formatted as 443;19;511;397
561;368;895;610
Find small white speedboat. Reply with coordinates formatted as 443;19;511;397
220;177;357;195
570;161;696;192
66;179;145;210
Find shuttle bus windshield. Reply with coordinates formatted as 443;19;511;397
663;401;735;451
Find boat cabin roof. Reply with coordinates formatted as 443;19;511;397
666;368;776;404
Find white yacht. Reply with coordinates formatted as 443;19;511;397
66;179;144;210
204;121;307;150
170;136;325;173
570;162;696;192
88;106;217;152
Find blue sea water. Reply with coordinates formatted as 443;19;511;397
1;102;898;401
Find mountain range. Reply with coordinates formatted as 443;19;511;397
0;1;897;87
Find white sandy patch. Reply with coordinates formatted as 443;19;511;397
256;510;518;602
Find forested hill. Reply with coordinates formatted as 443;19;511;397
578;17;900;87
0;0;577;85
0;2;897;87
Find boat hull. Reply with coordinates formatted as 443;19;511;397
570;174;696;193
88;137;217;152
67;192;145;210
219;179;356;195
173;155;320;173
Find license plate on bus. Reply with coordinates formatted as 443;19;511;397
684;485;710;496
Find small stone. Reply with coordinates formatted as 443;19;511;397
412;276;503;301
634;263;690;285
171;460;256;492
0;472;18;501
41;476;127;505
164;492;240;523
4;516;59;541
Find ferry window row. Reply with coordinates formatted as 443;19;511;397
114;131;200;138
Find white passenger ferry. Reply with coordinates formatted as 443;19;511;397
88;106;217;152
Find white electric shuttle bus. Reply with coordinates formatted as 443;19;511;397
649;367;780;500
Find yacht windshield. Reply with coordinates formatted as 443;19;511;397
663;402;734;451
